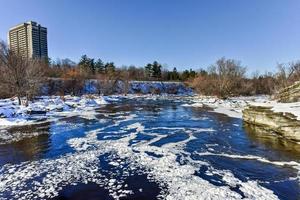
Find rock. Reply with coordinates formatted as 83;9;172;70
0;107;15;118
275;81;300;103
26;110;47;115
243;105;300;143
244;122;300;154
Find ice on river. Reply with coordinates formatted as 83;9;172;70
0;95;299;199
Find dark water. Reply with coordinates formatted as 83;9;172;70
0;97;299;200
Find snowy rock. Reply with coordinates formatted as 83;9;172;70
184;96;269;119
243;103;300;143
0;107;15;118
0;95;110;127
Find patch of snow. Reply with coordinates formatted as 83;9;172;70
184;95;271;119
250;101;300;120
213;107;243;119
182;103;203;107
0;95;109;128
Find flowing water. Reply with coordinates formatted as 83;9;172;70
0;96;299;200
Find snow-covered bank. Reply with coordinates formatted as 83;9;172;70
248;101;300;121
183;95;300;120
184;95;300;142
0;95;109;127
183;96;269;119
0;94;190;128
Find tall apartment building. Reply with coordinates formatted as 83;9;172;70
8;21;48;59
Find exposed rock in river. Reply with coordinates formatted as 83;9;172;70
243;81;300;143
244;122;300;157
243;105;300;143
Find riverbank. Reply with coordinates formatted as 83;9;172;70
243;101;300;143
183;95;300;143
1;94;300;144
183;95;269;119
0;95;110;127
0;94;189;127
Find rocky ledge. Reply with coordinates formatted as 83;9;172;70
243;105;300;143
275;81;300;103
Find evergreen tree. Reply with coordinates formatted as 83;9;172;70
152;61;162;78
198;68;207;76
171;67;179;80
145;63;153;78
181;69;190;81
105;62;116;76
78;55;95;74
95;59;105;74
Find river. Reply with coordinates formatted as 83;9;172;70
0;96;299;200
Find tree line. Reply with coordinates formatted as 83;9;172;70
1;39;300;104
47;55;197;82
188;57;300;98
48;55;299;98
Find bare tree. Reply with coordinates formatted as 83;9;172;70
209;57;246;98
94;73;115;95
62;68;85;96
0;41;45;105
120;66;130;95
276;62;300;90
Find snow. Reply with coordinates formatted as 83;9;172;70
0;95;109;127
197;151;300;171
182;103;203;107
0;111;286;199
126;122;145;132
250;101;300;120
0;94;298;199
213;106;243;119
183;95;300;119
182;96;278;119
182;96;253;118
185;95;300;120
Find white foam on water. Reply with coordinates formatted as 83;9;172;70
126;122;145;132
0;116;284;200
197;152;300;169
197;151;300;182
205;167;280;199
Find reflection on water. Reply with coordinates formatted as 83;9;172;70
244;123;300;160
0;123;51;166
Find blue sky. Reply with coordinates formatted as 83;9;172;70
1;0;300;72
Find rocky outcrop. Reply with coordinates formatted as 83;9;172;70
43;79;193;96
243;105;300;143
275;81;300;103
128;81;192;95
